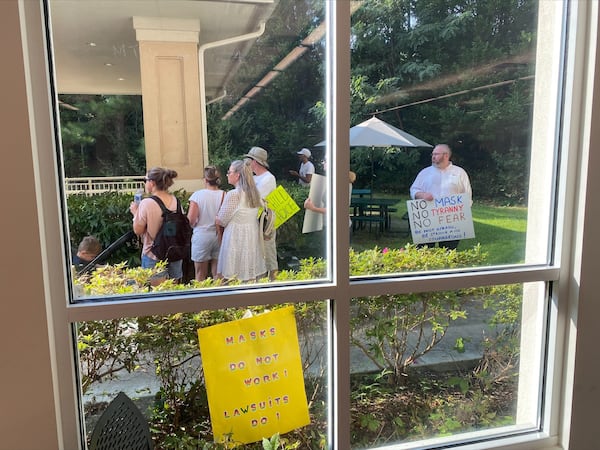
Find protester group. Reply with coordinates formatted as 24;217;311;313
77;143;472;284
127;146;317;284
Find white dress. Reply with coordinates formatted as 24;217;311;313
216;189;266;281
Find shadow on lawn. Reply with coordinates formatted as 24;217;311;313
349;208;526;267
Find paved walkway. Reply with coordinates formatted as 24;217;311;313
84;297;496;407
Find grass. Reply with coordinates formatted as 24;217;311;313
350;197;527;266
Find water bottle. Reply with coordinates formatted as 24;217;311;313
134;188;144;204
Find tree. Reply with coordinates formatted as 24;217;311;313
59;94;145;177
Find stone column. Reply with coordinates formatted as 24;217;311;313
134;17;204;192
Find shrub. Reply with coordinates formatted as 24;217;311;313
349;245;488;385
77;246;520;448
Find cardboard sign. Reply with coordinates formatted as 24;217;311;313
197;307;310;445
302;173;326;233
407;196;475;244
265;185;300;229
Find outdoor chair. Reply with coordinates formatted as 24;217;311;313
88;391;153;450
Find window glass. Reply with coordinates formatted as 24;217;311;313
348;0;545;273
350;282;546;448
45;0;569;449
78;303;329;448
50;0;330;299
55;0;552;303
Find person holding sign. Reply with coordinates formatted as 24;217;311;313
244;146;279;281
409;144;472;250
216;160;266;282
303;167;356;256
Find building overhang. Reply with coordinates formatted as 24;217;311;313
49;0;278;101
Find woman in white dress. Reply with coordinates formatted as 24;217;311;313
216;160;266;282
187;166;225;281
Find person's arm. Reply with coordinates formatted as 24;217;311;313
413;191;434;201
303;162;315;184
291;170;311;184
130;199;147;236
187;200;199;227
409;170;433;201
216;190;238;227
304;197;325;214
460;170;473;206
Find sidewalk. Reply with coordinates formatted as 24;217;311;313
84;298;496;407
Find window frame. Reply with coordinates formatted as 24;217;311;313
23;0;596;448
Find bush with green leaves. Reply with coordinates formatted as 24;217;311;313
78;246;520;448
67;184;315;271
349;245;489;385
67;192;139;266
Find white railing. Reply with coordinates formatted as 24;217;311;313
65;176;145;195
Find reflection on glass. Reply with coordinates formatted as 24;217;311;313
49;0;329;299
78;302;328;448
350;282;546;448
348;0;542;271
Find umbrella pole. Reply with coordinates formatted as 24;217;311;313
370;146;374;192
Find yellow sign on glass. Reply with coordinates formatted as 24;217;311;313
265;185;300;229
197;306;310;445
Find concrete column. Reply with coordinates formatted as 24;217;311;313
134;17;205;192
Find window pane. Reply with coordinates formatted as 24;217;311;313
350;282;546;448
348;0;552;273
48;0;331;300
78;302;329;448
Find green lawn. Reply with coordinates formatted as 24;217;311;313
350;197;527;266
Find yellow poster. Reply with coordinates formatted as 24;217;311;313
265;185;300;229
197;306;310;445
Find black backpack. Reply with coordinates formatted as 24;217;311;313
149;196;192;262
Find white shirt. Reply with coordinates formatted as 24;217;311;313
298;161;315;187
409;162;472;205
253;170;276;199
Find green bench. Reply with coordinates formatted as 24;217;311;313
352;215;385;235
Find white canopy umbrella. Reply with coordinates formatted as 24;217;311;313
316;116;432;189
350;116;432;147
317;116;432;147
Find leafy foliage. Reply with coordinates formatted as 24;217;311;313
59;0;538;203
78;244;520;448
67;192;139;266
59;95;145;177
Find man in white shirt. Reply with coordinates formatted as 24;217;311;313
289;148;315;187
244;146;278;280
409;143;472;250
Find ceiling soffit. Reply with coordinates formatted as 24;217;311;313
49;0;278;98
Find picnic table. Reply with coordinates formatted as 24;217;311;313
351;197;399;234
351;188;372;198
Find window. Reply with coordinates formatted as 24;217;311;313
35;0;582;449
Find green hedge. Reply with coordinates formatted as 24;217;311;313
67;183;317;269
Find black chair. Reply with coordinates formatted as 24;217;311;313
89;392;153;450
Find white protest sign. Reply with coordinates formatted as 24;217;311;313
302;173;326;233
407;195;475;244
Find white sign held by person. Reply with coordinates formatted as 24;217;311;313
302;173;326;233
407;196;475;244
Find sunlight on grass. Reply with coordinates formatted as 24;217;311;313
350;200;527;267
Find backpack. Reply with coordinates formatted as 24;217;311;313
259;200;276;241
149;196;192;262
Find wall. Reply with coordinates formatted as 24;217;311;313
0;1;60;449
2;1;600;449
